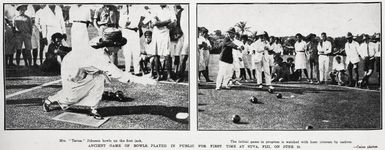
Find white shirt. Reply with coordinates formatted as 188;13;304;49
61;45;130;86
273;43;283;54
374;42;381;57
40;5;66;38
25;5;36;18
69;5;91;23
294;41;307;53
152;6;176;31
333;56;345;71
359;42;377;58
197;35;211;50
250;39;265;62
119;5;145;29
344;41;360;64
4;5;17;22
317;40;332;55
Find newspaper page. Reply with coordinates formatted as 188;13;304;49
0;0;384;150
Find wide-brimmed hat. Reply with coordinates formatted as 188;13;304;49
91;28;127;48
227;27;236;34
16;4;28;11
347;32;353;39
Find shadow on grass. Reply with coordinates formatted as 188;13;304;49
98;105;189;124
5;67;60;77
235;121;249;125
5;78;32;81
5;84;41;89
6;98;43;106
5;84;62;90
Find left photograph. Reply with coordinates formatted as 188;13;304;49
3;3;189;129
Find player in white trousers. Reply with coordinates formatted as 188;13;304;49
251;32;274;90
317;32;332;84
119;5;143;75
43;28;156;119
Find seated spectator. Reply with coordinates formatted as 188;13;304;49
41;33;71;73
330;55;347;86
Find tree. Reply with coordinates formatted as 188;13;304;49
234;21;251;35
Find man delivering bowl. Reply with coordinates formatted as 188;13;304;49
42;28;157;119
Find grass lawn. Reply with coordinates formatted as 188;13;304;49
4;26;189;130
198;54;381;130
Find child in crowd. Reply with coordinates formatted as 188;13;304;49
271;56;290;82
140;30;153;75
330;55;347;85
41;33;71;73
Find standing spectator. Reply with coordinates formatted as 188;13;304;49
197;27;213;82
317;32;332;84
151;4;177;81
344;32;361;87
4;4;17;67
176;5;189;82
215;27;238;90
4;19;17;67
241;35;253;81
358;34;376;88
231;33;243;85
35;4;46;65
119;5;142;75
31;18;40;67
40;4;68;59
273;37;283;59
306;34;319;84
170;5;185;78
252;32;274;89
13;4;33;68
93;5;120;65
294;33;310;81
373;33;381;89
69;4;91;51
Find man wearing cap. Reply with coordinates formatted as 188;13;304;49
250;31;274;89
358;34;377;88
294;33;310;81
317;32;332;84
215;27;239;90
13;4;33;68
42;28;157;119
344;32;361;87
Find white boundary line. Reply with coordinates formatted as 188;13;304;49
5;79;62;99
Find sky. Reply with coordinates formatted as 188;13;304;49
197;3;381;37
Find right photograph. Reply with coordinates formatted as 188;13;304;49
197;3;381;130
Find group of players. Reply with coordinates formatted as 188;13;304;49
198;26;381;90
4;4;189;82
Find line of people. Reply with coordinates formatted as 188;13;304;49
4;4;189;82
198;26;381;90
